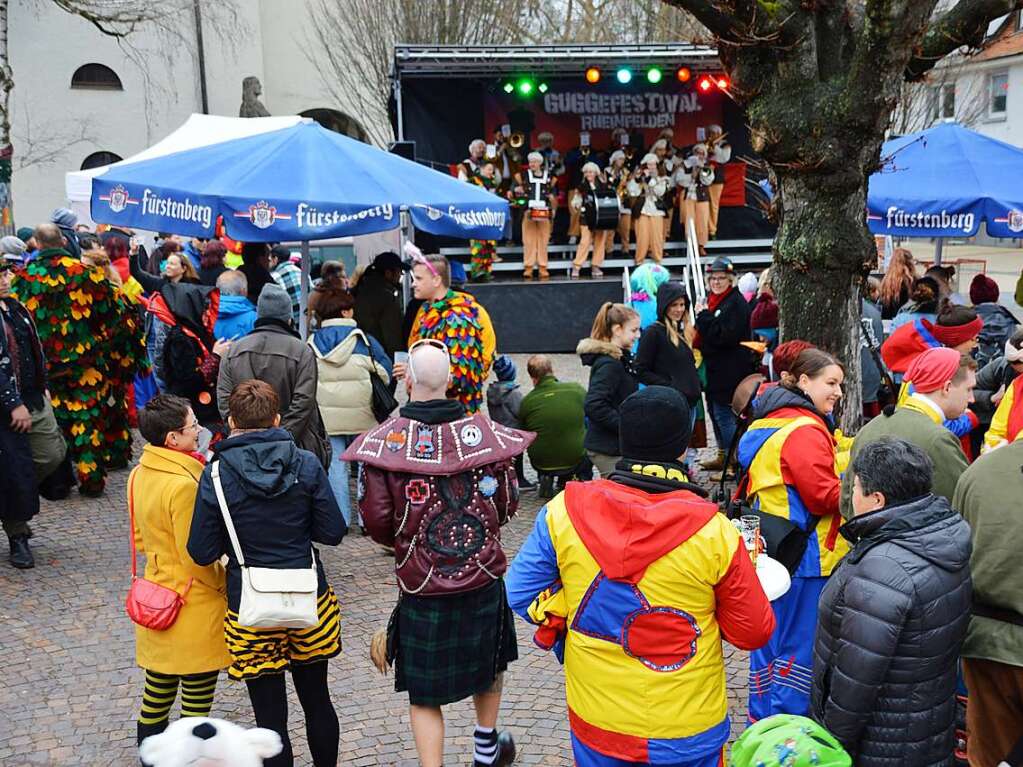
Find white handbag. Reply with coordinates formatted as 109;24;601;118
211;461;319;629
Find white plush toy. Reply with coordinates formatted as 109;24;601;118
139;717;283;767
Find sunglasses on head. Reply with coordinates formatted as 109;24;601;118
407;338;450;383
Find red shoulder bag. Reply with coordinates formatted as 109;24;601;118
125;469;192;630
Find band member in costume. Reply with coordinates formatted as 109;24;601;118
629;154;670;265
518;152;557;281
652;139;678;240
564;132;598;246
571;162;615;279
606;150;633;259
706;125;731;239
458;139;497;185
677;144;713;256
467;162;502;283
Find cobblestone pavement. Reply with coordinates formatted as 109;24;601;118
0;354;748;766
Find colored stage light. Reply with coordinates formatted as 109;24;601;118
585;67;601;84
538;82;549;93
503;82;514;94
646;67;663;84
517;78;534;95
716;76;731;89
616;68;632;84
676;66;691;83
698;75;714;92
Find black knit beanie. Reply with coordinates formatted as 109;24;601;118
618;386;692;462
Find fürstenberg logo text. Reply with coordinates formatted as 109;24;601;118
886;206;974;233
141;189;213;229
447;206;507;228
296;202;394;228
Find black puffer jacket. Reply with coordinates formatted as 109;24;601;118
635;282;701;406
694;286;753;404
811;494;972;767
577;338;639;455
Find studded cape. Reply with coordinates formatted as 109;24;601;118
409;291;489;413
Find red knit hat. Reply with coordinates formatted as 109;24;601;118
905;347;961;393
773;340;816;375
969;274;999;305
929;316;983;348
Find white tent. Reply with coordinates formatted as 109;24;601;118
64;113;304;204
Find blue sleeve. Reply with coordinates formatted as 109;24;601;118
187;471;226;566
307;457;347;545
505;506;561;623
943;413;975;438
367;334;393;377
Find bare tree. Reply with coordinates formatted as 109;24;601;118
662;0;1023;427
892;59;990;134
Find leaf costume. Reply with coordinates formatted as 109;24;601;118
408;290;495;414
13;248;146;493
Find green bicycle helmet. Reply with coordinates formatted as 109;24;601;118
729;715;852;767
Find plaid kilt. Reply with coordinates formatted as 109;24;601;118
394;578;518;706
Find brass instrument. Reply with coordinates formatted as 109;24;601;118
698;166;715;186
580;146;591;158
509;132;525;148
707;130;729;147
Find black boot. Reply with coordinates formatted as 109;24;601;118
8;534;34;569
537;475;554;499
493;731;516;766
514;455;535;490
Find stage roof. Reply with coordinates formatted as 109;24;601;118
392;43;720;78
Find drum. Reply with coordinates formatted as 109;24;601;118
528;207;551;221
592;194;620;230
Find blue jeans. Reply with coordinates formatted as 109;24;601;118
328;435;356;526
708;399;737;455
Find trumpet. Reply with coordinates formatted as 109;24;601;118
509;132;525;148
707;130;729;146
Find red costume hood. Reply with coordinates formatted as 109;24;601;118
880;319;933;374
564;479;718;584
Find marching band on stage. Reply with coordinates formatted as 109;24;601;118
453;125;733;280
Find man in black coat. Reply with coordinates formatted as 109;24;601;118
353;251;407;358
812;437;972;767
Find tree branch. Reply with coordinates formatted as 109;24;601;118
661;0;746;42
906;0;1023;79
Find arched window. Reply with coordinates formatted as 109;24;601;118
80;151;123;170
71;63;123;90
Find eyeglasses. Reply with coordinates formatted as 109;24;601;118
407;338;450;384
176;418;200;433
413;253;439;279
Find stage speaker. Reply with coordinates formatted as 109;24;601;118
388;141;416;161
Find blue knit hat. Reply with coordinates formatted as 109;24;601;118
493;355;517;382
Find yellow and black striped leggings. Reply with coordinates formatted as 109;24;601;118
139;669;218;725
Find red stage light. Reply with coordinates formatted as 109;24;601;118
716;76;730;89
676;67;691;83
585;67;601;84
698;76;713;92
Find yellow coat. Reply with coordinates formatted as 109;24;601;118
130;446;231;675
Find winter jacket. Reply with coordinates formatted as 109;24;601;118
238;261;275;306
216;319;331;469
518;375;587;474
811;494;972;766
577;338;639;456
974;301;1018;370
353;268;404;357
737;385;849;577
860;299;884;405
695;287;753;405
187;427;346;611
486;381;523;428
506;469;774;763
954;439;1023;669
131;446;231;675
213;295;257;341
635;281;701;406
344;398;533;597
972;356;1017;425
842;395;968;514
198;264;228;288
0;296;47;414
182;242;203;272
982;371;1023;449
308;318;391;436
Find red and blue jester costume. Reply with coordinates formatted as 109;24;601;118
505;464;775;766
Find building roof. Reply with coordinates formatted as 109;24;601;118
973;12;1023;63
392;43;720;78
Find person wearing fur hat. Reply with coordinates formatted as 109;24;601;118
570;162;615;279
577;302;641;478
970;273;1018;370
486;355;534;489
216;283;331;470
627;153;670;264
842;347;974;511
506;385;775;766
519;151;557;281
676;143;712;255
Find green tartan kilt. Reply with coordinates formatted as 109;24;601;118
394;578;518;706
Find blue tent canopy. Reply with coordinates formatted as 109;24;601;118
90;119;510;241
867;122;1023;239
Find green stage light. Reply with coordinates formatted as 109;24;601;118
517;78;534;95
538;82;549;93
503;82;514;94
616;68;632;84
646;67;663;84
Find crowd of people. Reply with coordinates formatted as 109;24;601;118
455;125;732;282
3;204;1023;767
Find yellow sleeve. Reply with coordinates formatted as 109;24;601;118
985;383;1015;451
897;380;910;406
476;302;497;375
170;481;226;593
407;305;425;349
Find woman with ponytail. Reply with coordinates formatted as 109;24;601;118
890;276;941;331
577;302;641;477
737;348;848;720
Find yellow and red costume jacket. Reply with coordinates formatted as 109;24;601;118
505;469;775;764
984;373;1023;450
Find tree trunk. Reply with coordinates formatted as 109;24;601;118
771;167;875;429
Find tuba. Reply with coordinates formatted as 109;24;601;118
509;132;525;148
699;165;715;186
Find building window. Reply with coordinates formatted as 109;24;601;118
941;83;956;119
70;63;123;90
990;71;1009;116
80;151;123;170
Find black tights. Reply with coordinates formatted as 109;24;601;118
244;661;338;767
